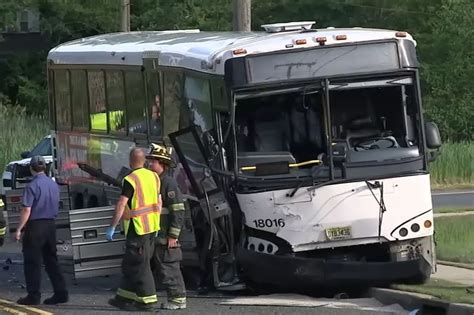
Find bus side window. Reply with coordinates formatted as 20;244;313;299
87;70;107;132
125;71;147;135
146;72;161;138
70;70;89;130
184;75;212;133
54;70;71;130
106;70;126;133
163;72;184;137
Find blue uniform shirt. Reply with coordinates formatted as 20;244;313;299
22;173;59;220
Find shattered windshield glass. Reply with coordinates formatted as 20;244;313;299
233;76;421;180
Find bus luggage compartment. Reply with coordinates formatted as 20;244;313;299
68;206;126;279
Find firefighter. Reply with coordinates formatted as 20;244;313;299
147;143;187;310
106;148;161;311
0;199;6;247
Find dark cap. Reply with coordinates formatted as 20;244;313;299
30;155;46;169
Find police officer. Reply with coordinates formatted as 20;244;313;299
147;144;187;310
107;148;161;311
0;199;6;247
14;156;68;305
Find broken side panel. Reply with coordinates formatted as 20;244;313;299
169;126;239;288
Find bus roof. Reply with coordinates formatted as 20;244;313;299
48;26;415;75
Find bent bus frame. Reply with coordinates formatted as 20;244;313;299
45;22;441;288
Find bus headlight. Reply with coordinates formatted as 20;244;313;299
411;223;420;232
399;228;408;237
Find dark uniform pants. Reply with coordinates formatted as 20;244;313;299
22;220;67;299
153;243;186;300
116;229;157;305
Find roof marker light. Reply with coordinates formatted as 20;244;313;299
395;31;407;38
285;44;294;48
233;48;247;55
315;37;327;45
335;34;347;40
294;39;307;45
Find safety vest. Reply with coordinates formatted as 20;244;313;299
90;110;124;131
123;168;161;236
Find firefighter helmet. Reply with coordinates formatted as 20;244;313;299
146;143;176;168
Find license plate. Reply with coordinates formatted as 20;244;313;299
325;226;352;240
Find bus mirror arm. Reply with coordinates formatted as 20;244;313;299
427;150;440;163
77;163;123;188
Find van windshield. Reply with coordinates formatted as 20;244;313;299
29;138;52;157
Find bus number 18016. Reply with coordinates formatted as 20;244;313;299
253;218;285;228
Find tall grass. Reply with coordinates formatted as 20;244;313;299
430;141;474;187
435;215;474;263
0;105;49;173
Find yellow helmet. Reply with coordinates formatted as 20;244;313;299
146;143;176;168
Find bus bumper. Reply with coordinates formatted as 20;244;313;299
236;247;432;288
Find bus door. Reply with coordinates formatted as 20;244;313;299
169;127;240;289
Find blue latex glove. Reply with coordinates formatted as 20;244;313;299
106;226;116;241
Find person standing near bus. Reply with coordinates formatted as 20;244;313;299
147;143;187;310
14;156;68;305
150;95;162;136
106;148;161;311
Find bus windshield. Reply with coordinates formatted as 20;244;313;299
234;75;422;180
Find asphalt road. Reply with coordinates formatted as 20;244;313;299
0;258;409;315
431;190;474;208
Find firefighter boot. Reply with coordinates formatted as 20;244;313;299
160;297;186;310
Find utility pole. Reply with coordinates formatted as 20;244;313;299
232;0;251;32
121;0;130;32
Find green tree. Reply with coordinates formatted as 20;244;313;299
131;0;231;31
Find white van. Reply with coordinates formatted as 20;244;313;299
1;135;53;197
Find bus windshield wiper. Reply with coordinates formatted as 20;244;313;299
288;164;324;197
365;180;387;238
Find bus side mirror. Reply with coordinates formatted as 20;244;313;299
425;122;442;149
21;151;30;159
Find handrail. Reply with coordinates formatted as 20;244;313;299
240;159;321;172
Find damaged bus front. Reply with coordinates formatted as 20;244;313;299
174;38;443;288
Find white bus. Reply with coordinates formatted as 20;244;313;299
45;22;442;288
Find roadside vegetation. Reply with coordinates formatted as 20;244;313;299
430;142;474;188
394;279;474;305
0;105;49;173
434;214;474;264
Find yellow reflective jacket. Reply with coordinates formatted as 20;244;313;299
122;168;161;236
